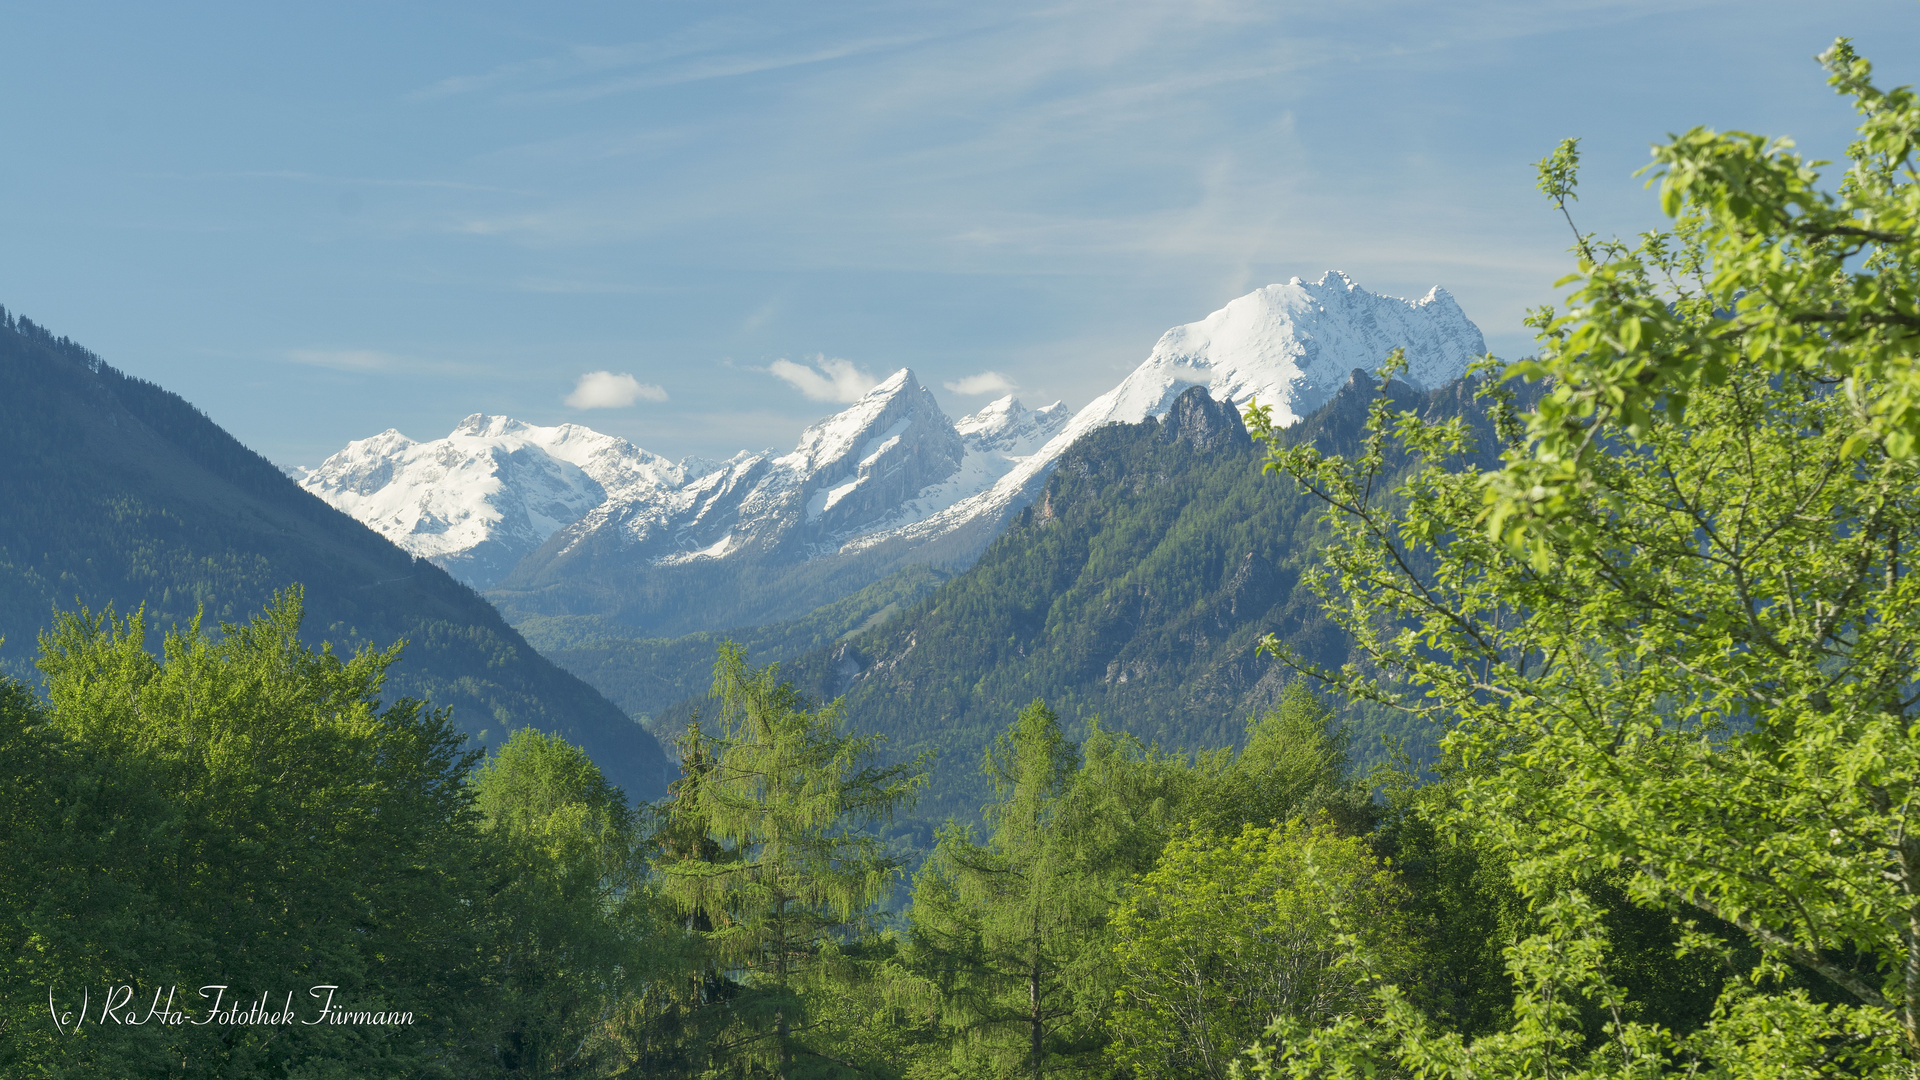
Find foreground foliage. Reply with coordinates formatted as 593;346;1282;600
655;644;928;1078
4;591;489;1076
1109;819;1408;1080
0;592;674;1078
18;35;1919;1080
1240;37;1920;1080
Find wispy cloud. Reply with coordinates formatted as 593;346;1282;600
526;33;937;104
566;371;668;408
239;170;525;193
286;348;407;371
282;348;483;375
411;17;940;108
409;20;763;101
144;169;530;195
740;298;780;333
944;371;1016;395
514;277;664;295
769;357;877;402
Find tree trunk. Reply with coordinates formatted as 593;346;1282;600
1030;962;1043;1080
777;891;793;1080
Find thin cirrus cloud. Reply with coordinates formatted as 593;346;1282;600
944;371;1016;396
769;357;878;403
565;370;669;408
286;348;401;371
524;34;938;104
283;348;481;375
412;20;940;106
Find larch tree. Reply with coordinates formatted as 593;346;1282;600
657;643;926;1079
903;700;1113;1080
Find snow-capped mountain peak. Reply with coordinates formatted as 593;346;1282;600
299;415;690;588
775;368;945;477
307;273;1490;627
570;369;967;567
843;272;1488;558
1084;270;1487;433
954;395;1070;452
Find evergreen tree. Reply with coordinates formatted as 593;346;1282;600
658;644;927;1078
1184;682;1372;839
904;701;1110;1080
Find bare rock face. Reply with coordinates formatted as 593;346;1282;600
1159;385;1253;453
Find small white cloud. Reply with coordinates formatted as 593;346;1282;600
769;357;878;403
286;349;403;371
944;371;1017;396
565;371;668;409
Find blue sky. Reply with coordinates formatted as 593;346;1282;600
4;1;1917;465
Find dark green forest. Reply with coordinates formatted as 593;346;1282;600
9;40;1920;1079
518;563;953;746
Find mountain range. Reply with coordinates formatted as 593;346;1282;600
291;415;700;590
540;373;1507;831
300;271;1488;636
0;269;1495;814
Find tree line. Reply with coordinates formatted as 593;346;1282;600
0;588;1822;1078
0;587;1432;1078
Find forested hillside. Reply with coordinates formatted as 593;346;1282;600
547;374;1492;826
0;309;671;798
10;42;1916;1080
785;378;1493;823
521;563;951;734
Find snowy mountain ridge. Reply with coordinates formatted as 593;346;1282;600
299;414;694;588
541;372;1064;574
299;272;1488;614
839;270;1487;555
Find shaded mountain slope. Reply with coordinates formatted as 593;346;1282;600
715;374;1498;825
0;309;671;799
520;563;952;746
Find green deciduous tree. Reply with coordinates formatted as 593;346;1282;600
0;667;187;1078
470;727;666;1077
1490;38;1920;527
5;588;491;1078
1109;818;1408;1080
658;643;927;1078
1239;37;1920;1080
